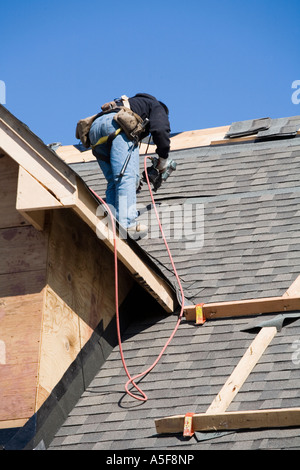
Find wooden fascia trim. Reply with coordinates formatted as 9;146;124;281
155;407;300;434
16;166;64;211
16;166;64;230
0;117;77;206
73;177;176;313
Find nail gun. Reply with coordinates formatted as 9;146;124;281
142;157;177;192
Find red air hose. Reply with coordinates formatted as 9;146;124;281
91;155;185;401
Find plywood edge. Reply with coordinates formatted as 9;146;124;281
35;285;82;411
56;125;231;164
0;418;28;430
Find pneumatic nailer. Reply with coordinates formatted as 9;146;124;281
142;157;177;192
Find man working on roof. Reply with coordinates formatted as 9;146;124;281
89;93;171;238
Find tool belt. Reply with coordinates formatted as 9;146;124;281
75;95;146;149
113;107;144;142
102;95;146;141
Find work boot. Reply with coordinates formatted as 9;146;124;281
127;222;148;240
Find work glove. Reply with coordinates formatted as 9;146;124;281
156;157;169;173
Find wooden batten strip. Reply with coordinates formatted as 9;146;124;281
155;408;300;434
206;326;277;414
283;275;300;298
184;296;300;322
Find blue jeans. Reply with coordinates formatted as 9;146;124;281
89;113;140;228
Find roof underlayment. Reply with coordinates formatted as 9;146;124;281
48;115;300;450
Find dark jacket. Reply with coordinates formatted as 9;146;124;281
127;93;170;159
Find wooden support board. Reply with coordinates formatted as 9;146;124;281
155;326;278;434
155;408;300;434
206;326;277;414
283;275;300;298
184;295;300;322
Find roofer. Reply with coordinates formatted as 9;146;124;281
88;93;171;238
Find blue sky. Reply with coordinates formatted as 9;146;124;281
1;0;299;145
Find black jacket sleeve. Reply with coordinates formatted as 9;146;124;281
149;101;171;159
128;94;171;159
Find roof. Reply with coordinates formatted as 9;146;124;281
48;115;300;450
49;313;300;450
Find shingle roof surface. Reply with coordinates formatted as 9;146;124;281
49;313;300;450
68;133;300;305
49;120;300;450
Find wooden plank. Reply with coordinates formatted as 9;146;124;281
206;327;277;414
0;155;29;229
283;275;300;298
0;270;46;298
154;327;278;435
56;125;231;164
0;225;48;276
0;293;44;423
0;105;76;185
0;118;77;207
19;210;46;231
155;408;300;434
211;135;257;146
184;296;300;321
36;285;82;411
0;418;28;430
16;166;63;211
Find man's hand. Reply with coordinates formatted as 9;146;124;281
156;157;169;173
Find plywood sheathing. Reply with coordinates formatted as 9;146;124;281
55;125;231;164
